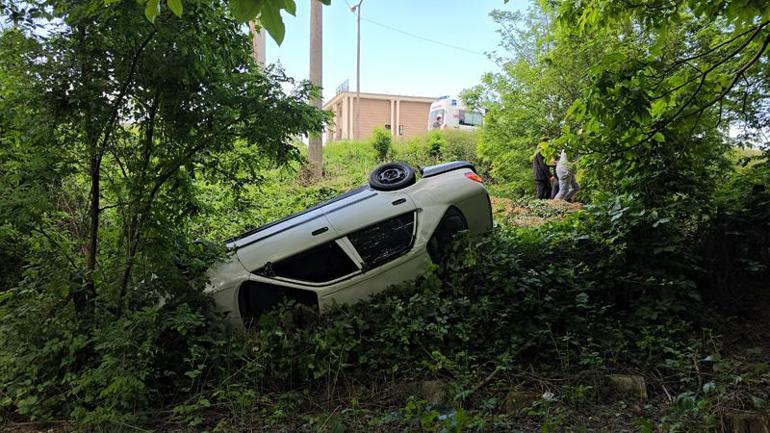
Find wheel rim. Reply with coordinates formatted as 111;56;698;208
377;166;407;185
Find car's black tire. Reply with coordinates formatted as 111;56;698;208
369;162;416;191
427;207;468;264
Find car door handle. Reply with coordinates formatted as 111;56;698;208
392;198;406;206
312;227;329;236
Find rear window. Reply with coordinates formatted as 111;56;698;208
265;241;358;283
347;212;416;269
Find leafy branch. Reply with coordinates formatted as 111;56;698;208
134;0;331;45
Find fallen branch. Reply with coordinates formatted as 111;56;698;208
465;366;504;400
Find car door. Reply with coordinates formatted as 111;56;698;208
325;191;416;239
235;214;340;276
317;208;429;307
315;192;422;300
257;237;362;286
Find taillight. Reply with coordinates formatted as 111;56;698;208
464;172;483;183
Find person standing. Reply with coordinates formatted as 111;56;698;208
432;115;443;130
554;149;580;201
548;158;559;199
533;151;552;199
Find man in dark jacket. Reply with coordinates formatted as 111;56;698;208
533;151;552;199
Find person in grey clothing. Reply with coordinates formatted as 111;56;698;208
554;149;580;201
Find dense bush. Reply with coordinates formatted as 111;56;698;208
695;150;770;311
398;130;481;169
370;127;393;161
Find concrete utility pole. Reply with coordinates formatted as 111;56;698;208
308;0;323;177
351;0;363;140
248;21;266;67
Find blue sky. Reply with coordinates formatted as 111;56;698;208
266;0;528;102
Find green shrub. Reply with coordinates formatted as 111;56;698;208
476;135;534;196
397;130;480;169
441;129;480;164
695;150;770;311
425;131;446;159
370;127;393;161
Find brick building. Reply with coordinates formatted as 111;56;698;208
323;91;436;142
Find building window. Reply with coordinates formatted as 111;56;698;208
384;124;391;130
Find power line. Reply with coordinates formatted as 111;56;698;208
360;17;487;57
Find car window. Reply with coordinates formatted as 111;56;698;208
459;110;483;126
347;212;416;269
265;241;358;283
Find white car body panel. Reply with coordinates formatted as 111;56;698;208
205;161;492;324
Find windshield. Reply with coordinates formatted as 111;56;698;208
429;109;445;129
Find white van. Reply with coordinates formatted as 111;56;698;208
428;96;483;131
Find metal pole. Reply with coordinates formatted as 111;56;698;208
353;0;363;141
309;0;323;177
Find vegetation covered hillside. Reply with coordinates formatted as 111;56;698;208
1;0;769;432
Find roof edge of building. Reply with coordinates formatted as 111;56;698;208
323;91;437;110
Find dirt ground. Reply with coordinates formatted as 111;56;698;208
0;422;70;433
490;196;582;227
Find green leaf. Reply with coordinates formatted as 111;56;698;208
283;0;296;16
145;0;160;23
652;132;665;142
650;99;667;117
167;0;183;17
230;0;264;22
566;99;586;122
260;0;286;45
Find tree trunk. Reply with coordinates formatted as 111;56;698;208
84;149;100;300
75;24;99;315
119;93;159;300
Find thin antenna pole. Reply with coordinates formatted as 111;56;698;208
352;0;363;140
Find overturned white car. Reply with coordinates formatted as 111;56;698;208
206;161;493;324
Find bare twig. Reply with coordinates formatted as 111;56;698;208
465;366;504;400
662;384;673;403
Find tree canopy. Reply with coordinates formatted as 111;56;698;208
2;0;331;44
466;0;768;206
